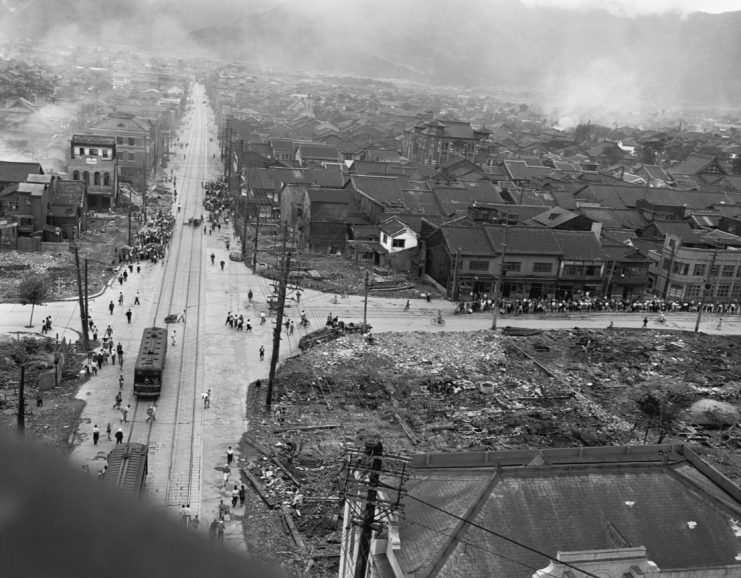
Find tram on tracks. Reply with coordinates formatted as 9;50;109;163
133;327;168;398
103;442;148;498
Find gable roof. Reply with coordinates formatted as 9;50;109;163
643;220;704;244
530;206;583;228
669;153;725;177
351;175;406;207
0;161;44;184
379;216;412;237
296;143;340;161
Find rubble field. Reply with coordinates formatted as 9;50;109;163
240;327;741;577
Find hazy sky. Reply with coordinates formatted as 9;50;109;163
522;0;741;15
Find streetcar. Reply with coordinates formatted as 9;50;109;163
103;442;148;498
133;327;168;398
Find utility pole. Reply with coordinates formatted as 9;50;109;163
450;248;462;301
127;197;132;246
84;258;89;326
252;208;260;270
362;271;369;334
266;227;290;410
17;364;25;434
241;194;249;261
354;441;383;578
491;224;509;330
694;247;718;333
72;245;90;350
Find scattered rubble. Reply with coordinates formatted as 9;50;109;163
240;327;741;575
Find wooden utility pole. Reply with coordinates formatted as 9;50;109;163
354;441;383;578
266;227;290;410
491;224;510;330
84;258;89;326
694;247;718;333
72;245;90;350
252;209;260;270
17;364;25;434
362;271;369;334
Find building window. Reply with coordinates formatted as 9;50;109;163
128;137;135;146
711;264;720;276
732;285;741;299
361;252;373;260
103;173;110;186
673;261;689;275
102;149;109;158
469;260;489;272
83;171;90;185
116;137;123;145
503;262;521;272
94;172;100;185
392;239;406;248
73;170;80;180
717;284;730;298
686;284;702;297
382;233;387;243
128;152;135;161
533;262;553;273
722;265;735;277
78;147;85;155
693;264;706;276
89;148;98;156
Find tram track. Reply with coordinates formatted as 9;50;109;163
123;84;209;518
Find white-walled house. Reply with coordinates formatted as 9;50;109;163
379;216;417;253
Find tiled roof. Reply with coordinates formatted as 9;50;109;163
379;216;409;237
53;180;86;205
578;207;649;231
440;225;495;256
551;229;604;260
485;226;563;256
504;160;560;182
297;143;340;161
530;206;581;228
351;175;405;206
72;134;115;147
668;153;723;176
645;220;704;244
0;161;43;184
307;188;350;204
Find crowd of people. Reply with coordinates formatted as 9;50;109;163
453;295;739;316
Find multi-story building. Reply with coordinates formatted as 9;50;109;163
401;118;490;167
653;233;741;303
88;112;154;191
68;135;117;210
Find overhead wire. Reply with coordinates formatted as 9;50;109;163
399;490;602;578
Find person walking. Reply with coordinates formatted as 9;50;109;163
125;308;132;324
226;446;234;467
171;330;177;347
118;292;124;306
209;519;218;540
191;515;200;531
108;300;115;315
114;391;122;409
404;300;410;312
222;464;231;488
218;499;228;520
119;374;124;390
642;317;648;328
248;289;253;304
220;260;225;271
216;519;225;542
134;291;140;305
231;485;239;508
210;253;215;265
115;427;124;445
145;405;156;422
238;483;246;508
92;424;100;445
259;345;265;361
106;423;112;441
121;404;130;423
202;389;210;408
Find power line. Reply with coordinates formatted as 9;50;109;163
401;490;602;578
399;513;562;578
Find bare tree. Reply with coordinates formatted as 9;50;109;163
18;274;47;328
